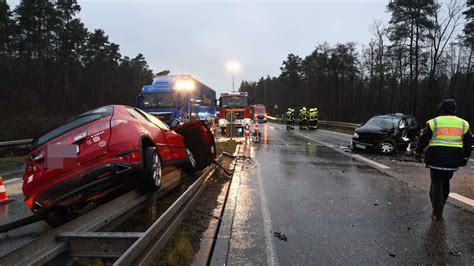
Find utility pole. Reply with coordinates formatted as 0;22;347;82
232;72;235;92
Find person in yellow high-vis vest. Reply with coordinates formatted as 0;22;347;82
415;99;472;221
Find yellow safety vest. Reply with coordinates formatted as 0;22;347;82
428;116;469;148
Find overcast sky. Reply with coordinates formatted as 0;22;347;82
7;0;391;94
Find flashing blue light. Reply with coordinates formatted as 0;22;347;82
198;111;210;117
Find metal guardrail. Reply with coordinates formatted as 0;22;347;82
115;164;217;265
318;120;360;129
267;117;360;130
0;139;32;147
0;159;221;264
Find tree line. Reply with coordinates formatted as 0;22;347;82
0;0;154;141
240;0;473;125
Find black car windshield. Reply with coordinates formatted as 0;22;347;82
220;96;248;108
255;109;266;114
365;116;400;130
31;106;114;150
142;93;175;109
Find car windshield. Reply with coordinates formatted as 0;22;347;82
365;116;400;130
255;109;266;114
142;93;175;109
220;96;248;108
31;106;114;150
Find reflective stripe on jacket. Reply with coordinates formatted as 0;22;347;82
428;116;469;148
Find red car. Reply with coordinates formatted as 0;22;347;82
22;105;215;226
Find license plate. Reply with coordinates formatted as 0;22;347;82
355;144;366;149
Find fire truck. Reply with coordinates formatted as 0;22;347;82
218;92;252;133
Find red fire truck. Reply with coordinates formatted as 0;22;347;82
218;92;252;133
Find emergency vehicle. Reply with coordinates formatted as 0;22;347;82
218;92;252;132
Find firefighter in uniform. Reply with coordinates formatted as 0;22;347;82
415;99;472;221
308;107;319;130
299;107;308;130
285;108;295;130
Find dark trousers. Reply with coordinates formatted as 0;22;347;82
430;169;454;217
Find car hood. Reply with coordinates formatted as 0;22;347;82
356;125;390;134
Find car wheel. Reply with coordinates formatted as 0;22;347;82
378;140;396;155
140;147;162;193
183;147;197;173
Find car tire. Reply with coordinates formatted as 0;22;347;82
183;148;197;173
139;147;162;193
378;139;396;155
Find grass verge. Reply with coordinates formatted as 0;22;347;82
155;223;196;265
216;140;239;155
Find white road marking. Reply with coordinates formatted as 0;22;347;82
4;177;21;185
470;159;474;162
256;160;279;266
351;154;391;169
449;193;474;207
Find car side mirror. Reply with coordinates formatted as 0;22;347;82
169;119;180;128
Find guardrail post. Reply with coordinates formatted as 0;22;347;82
148;192;158;222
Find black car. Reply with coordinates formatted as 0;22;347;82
352;113;420;154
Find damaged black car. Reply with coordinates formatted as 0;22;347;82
352;113;420;155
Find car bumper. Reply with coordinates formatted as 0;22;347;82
351;139;376;150
27;161;140;212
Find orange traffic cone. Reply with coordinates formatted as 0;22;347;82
0;176;14;204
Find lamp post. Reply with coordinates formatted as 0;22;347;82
175;79;195;120
226;61;240;92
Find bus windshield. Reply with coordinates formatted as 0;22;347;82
220;96;248;108
142;93;175;109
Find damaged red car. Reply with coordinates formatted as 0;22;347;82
22;105;215;227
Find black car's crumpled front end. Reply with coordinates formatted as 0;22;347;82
352;127;388;151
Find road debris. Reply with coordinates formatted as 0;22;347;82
389;254;396;258
273;231;288;241
449;250;462;257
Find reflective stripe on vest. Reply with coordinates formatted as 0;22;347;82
428;116;467;148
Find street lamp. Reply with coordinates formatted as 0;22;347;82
226;61;240;92
175;79;195;120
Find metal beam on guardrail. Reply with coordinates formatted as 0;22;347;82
266;117;360;129
114;164;218;265
0;139;32;147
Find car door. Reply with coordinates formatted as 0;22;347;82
406;116;419;140
136;109;186;161
126;107;173;162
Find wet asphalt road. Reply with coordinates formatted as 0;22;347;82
227;123;474;265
